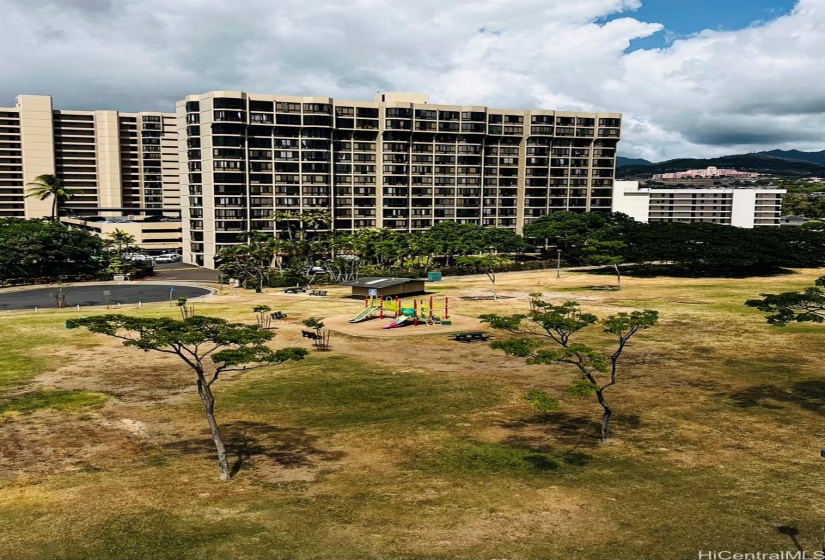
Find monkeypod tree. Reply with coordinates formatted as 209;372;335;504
75;315;308;481
481;297;658;443
746;276;825;326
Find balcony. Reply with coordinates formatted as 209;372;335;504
214;110;245;122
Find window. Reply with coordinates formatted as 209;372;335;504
276;102;301;112
214;160;244;170
303;103;332;114
213;97;245;109
249;100;274;112
386;108;411;118
461;112;486;121
415;109;437;120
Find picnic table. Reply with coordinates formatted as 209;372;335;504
450;331;491;343
283;287;306;294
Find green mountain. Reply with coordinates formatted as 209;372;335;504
617;156;653;167
759;149;825;166
617;153;825;178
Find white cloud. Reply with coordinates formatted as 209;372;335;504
0;0;822;161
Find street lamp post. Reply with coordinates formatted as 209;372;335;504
556;249;562;279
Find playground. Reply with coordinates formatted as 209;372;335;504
319;294;488;337
0;268;823;559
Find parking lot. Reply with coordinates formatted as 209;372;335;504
0;283;213;310
151;262;220;283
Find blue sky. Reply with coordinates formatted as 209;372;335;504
605;0;800;51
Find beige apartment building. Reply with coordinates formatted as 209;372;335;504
177;91;622;267
0;95;180;220
612;181;786;227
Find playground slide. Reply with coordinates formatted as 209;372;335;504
349;306;379;323
382;316;410;329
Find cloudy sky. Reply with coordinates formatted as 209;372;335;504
0;0;822;161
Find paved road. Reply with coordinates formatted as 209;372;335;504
152;263;220;282
0;284;212;310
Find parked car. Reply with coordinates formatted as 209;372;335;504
124;253;152;262
154;253;182;264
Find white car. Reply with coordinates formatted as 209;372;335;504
154;253;182;264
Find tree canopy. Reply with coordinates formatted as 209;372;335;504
523;211;636;264
482;298;658;442
0;218;102;283
746;276;825;326
76;314;308;480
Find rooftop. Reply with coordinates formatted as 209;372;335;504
343;277;424;289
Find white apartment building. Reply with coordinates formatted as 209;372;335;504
612;181;785;228
177;91;622;267
0;95;180;219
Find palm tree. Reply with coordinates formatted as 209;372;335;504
25;174;83;221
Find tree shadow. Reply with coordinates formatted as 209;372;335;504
162;421;345;476
581;285;620;291
729;380;825;416
502;434;594;468
776;525;804;553
500;412;602;447
501;409;643;447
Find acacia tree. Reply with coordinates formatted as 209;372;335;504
75;315;308;481
746;276;825;326
481;298;658;443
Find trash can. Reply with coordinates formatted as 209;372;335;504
428;271;442;282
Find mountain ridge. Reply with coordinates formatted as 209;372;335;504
616;153;825;178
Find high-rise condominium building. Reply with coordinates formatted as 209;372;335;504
0;95;179;219
178;91;622;267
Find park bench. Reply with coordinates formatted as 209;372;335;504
301;329;322;340
283;287;306;294
309;290;328;297
450;331;491;343
270;311;287;320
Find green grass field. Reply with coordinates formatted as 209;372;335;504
0;269;822;559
